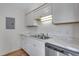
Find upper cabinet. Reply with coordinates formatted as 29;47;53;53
25;3;79;26
51;3;79;24
25;4;51;26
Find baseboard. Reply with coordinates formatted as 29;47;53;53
0;48;20;56
3;48;30;56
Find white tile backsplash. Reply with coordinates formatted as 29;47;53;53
24;19;79;49
26;22;79;41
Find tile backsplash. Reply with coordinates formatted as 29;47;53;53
25;22;79;42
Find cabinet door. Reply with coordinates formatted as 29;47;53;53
25;13;36;26
51;3;79;24
34;4;51;17
22;37;45;56
25;4;51;26
22;37;32;55
29;38;45;56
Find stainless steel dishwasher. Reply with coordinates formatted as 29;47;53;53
45;43;79;56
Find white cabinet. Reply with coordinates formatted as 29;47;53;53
34;4;51;17
22;37;45;56
25;13;36;26
51;3;79;24
25;4;51;26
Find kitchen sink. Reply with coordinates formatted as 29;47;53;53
30;33;51;40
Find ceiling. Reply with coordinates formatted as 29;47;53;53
0;3;44;14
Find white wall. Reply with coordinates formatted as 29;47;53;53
0;5;25;55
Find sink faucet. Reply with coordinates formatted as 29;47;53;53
39;33;50;39
30;33;50;39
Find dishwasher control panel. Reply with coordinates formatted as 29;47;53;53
45;43;79;56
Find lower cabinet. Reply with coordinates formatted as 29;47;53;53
22;37;45;56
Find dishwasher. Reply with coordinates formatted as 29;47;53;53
45;43;79;56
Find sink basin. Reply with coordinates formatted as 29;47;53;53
38;36;50;40
30;33;51;40
30;35;51;40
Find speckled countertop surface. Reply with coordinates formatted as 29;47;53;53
20;34;79;53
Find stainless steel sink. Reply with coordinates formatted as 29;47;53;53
30;33;50;40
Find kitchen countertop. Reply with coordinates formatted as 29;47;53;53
35;37;79;53
20;34;79;53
